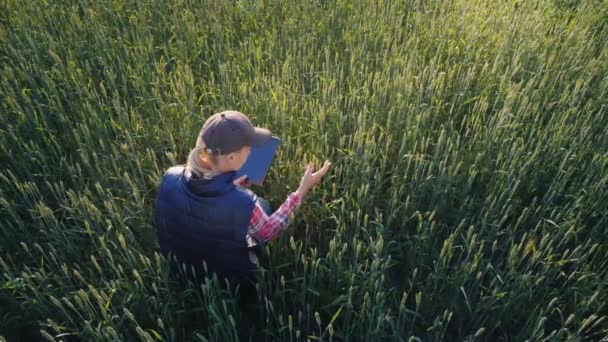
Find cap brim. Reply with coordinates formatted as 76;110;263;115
250;127;272;146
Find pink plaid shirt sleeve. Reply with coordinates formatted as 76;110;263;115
246;192;301;247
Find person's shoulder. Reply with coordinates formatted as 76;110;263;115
164;164;186;177
158;165;186;189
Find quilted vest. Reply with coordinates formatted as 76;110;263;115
154;165;257;285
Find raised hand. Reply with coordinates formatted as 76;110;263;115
297;160;332;196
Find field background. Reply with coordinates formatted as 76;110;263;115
1;0;607;340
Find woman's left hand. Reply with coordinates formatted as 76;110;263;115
233;175;252;188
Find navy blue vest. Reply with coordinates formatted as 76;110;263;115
154;165;258;284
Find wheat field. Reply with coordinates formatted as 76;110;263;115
1;0;607;341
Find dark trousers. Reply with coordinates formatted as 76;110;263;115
239;196;272;340
166;257;261;339
235;272;262;341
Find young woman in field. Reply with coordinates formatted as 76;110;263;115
154;110;331;333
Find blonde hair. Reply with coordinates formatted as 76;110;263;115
186;135;220;178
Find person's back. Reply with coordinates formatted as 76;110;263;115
155;165;258;286
153;110;332;337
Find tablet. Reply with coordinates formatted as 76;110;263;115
236;136;281;186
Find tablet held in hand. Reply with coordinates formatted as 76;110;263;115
236;136;281;186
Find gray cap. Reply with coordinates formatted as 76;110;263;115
200;110;272;155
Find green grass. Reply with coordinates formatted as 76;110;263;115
1;0;607;340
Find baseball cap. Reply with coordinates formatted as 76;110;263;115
199;110;272;155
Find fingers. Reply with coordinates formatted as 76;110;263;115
305;162;313;175
321;160;331;173
233;175;248;185
313;160;332;177
304;160;332;181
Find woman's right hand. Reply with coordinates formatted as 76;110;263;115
297;160;332;197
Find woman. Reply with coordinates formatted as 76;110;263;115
154;109;331;295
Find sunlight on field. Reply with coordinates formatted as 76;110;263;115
1;0;607;340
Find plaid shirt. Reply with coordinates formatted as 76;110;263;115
246;191;301;247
